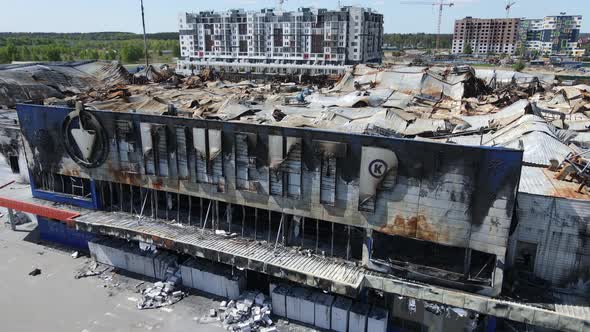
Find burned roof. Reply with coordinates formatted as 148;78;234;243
0;60;130;108
2;61;590;200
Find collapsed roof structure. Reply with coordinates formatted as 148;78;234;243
0;60;589;331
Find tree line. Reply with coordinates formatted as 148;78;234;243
0;32;180;64
383;33;453;50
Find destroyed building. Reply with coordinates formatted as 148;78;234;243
1;60;590;331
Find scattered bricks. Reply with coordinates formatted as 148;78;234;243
221;290;276;331
137;276;186;310
209;309;217;317
255;292;266;306
253;306;261;316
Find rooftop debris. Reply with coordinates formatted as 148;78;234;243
3;60;590;197
0;61;130;108
74;260;109;279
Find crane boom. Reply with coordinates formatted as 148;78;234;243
505;1;516;18
400;1;454;52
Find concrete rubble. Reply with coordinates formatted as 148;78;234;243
137;263;185;309
216;291;275;331
137;278;185;310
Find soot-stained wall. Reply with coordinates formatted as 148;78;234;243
17;104;523;259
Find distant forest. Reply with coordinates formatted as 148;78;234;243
0;32;453;64
1;31;586;64
0;32;180;64
383;33;453;49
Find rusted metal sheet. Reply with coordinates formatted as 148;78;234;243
519;166;590;200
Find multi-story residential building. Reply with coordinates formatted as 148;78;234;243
520;15;584;57
177;6;383;76
451;17;520;55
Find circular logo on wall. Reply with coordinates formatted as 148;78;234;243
368;159;388;178
62;109;108;168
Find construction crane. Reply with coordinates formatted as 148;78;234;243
276;0;287;11
400;1;455;52
505;1;516;18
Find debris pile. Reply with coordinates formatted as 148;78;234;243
75;260;109;279
137;266;185;310
28;268;41;276
0;61;130;108
216;291;275;332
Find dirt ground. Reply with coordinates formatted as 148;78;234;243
0;160;316;332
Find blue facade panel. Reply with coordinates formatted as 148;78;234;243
37;217;96;251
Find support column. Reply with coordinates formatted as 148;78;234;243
188;196;192;225
7;208;16;231
362;229;372;266
227;203;232;233
254;208;258;240
464;248;472;279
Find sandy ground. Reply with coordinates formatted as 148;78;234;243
0;160;314;332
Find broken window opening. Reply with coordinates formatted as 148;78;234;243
298;217;364;260
372;231;494;285
92;181;365;263
33;171;92;201
513;241;537;273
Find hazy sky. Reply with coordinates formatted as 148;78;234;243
0;0;588;34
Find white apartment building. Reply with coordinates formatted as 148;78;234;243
177;7;383;76
520;15;584;56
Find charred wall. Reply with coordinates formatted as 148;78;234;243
16;104;522;261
